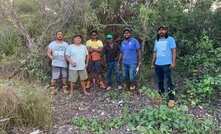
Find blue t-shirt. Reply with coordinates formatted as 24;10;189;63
121;37;140;64
48;41;68;68
153;36;176;65
66;44;88;70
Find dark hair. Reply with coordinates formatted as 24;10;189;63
56;30;63;35
90;30;98;34
157;32;168;41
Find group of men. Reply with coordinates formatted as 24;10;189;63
47;26;176;107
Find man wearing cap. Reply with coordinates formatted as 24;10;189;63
47;31;69;95
118;28;142;90
85;30;106;89
66;34;90;96
103;34;122;90
151;26;176;108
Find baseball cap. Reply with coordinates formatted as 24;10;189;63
106;34;113;39
73;34;82;38
157;26;167;31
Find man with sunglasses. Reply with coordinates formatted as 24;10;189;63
86;30;106;89
118;28;141;90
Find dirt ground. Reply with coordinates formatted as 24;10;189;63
46;83;221;134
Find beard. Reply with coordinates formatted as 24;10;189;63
57;37;63;41
158;33;165;38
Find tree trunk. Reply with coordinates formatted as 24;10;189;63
6;0;36;52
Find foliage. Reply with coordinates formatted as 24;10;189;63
177;34;221;105
0;23;23;57
0;79;52;133
24;49;50;83
185;75;221;106
139;86;162;105
71;105;218;133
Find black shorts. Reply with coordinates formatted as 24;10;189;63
87;60;103;74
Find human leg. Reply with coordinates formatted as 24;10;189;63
128;64;137;90
155;65;165;95
79;68;90;95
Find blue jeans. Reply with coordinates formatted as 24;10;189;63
122;63;137;82
155;64;175;100
106;61;121;86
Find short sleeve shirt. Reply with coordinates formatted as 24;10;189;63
153;36;176;65
86;39;103;61
120;37;140;64
66;44;88;70
48;41;68;68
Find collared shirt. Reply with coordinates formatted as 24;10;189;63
120;37;140;64
153;36;176;65
103;42;120;62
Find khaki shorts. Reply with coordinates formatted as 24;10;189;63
68;68;88;82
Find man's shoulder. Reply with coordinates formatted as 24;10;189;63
80;44;87;49
49;41;56;45
63;41;69;46
167;36;175;41
97;40;103;43
67;44;73;49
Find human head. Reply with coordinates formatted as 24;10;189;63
56;30;64;41
157;26;168;40
106;34;113;43
73;34;82;44
123;27;132;39
90;30;98;40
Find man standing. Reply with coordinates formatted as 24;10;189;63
47;31;69;95
86;30;106;89
151;26;176;108
103;34;122;90
66;35;90;96
118;28;142;90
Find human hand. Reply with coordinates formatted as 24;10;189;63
117;62;120;69
138;62;142;67
50;55;55;60
151;64;154;70
169;63;176;70
71;63;77;67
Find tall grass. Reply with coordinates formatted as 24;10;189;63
0;79;52;133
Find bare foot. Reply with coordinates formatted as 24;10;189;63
84;91;90;96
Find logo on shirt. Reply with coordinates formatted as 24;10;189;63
156;41;167;57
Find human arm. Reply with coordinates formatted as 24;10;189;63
138;48;142;66
85;54;89;68
169;48;176;69
66;56;77;67
118;52;122;68
47;47;54;60
151;52;156;70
